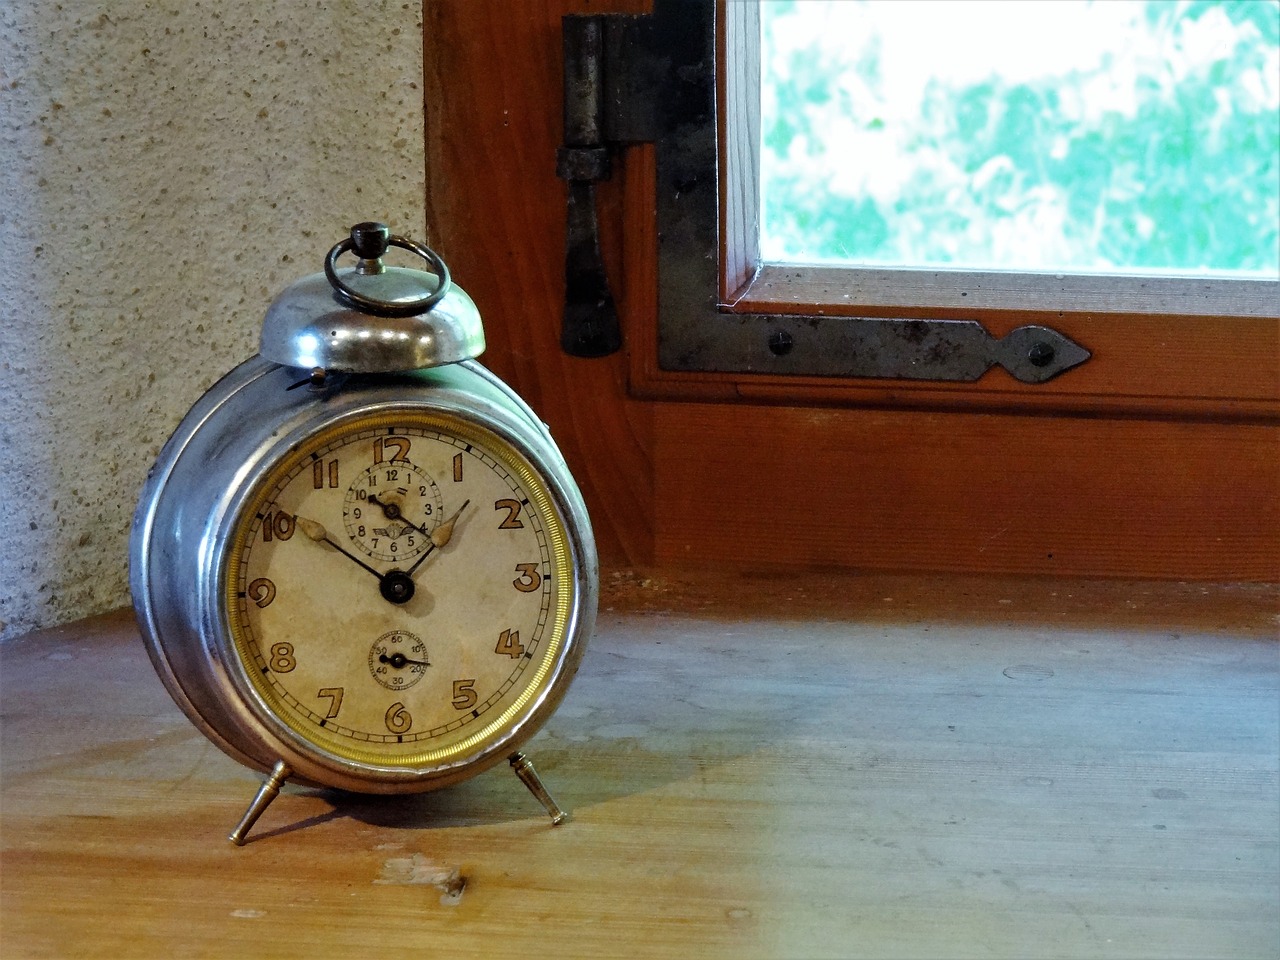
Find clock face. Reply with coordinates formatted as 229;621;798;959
223;409;575;770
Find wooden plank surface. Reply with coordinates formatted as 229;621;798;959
2;573;1277;959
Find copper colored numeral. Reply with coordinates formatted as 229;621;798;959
512;563;542;593
495;629;525;659
495;498;524;529
247;577;276;608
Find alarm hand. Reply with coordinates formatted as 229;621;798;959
366;493;401;517
368;493;439;545
404;499;471;578
369;493;445;544
295;515;384;583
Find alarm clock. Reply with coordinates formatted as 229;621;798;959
130;223;597;844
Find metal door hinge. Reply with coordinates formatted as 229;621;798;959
556;15;638;357
556;7;698;357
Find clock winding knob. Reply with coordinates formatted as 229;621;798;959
350;221;392;261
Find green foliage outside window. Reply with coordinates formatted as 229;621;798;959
760;0;1280;276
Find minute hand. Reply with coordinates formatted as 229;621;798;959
405;499;470;578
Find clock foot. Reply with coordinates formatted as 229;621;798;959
509;752;568;825
228;760;292;846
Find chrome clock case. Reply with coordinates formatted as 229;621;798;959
130;224;598;841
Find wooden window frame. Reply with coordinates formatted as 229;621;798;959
626;1;1280;423
424;0;1279;581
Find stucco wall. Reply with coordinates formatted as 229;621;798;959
0;1;426;640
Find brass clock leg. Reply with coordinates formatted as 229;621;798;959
228;760;292;846
509;752;568;825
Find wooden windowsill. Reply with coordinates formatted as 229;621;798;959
3;570;1276;958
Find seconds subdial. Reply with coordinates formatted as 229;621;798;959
343;459;443;563
368;630;431;691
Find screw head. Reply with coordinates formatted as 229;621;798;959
1028;341;1056;367
768;330;794;356
379;570;416;605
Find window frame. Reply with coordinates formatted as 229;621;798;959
423;0;1279;581
625;0;1280;422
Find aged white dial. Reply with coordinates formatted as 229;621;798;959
225;410;574;768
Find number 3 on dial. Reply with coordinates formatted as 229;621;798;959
513;563;541;593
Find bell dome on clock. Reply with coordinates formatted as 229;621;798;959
259;221;485;373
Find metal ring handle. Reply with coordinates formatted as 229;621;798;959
323;225;452;317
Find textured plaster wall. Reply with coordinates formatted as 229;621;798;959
0;1;426;640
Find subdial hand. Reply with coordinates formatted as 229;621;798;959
367;493;411;526
296;515;416;605
405;499;472;578
378;652;431;670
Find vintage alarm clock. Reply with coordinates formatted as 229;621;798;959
130;223;597;844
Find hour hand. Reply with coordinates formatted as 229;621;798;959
295;515;383;583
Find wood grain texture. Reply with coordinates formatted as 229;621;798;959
424;0;1278;579
2;583;1277;959
654;403;1280;580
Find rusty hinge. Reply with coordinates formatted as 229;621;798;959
556;9;689;357
557;16;626;357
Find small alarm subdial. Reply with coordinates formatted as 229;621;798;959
368;630;431;691
343;459;444;563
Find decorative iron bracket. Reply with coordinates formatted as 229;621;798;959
556;0;1091;383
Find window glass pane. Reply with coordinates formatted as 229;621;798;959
760;0;1280;277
